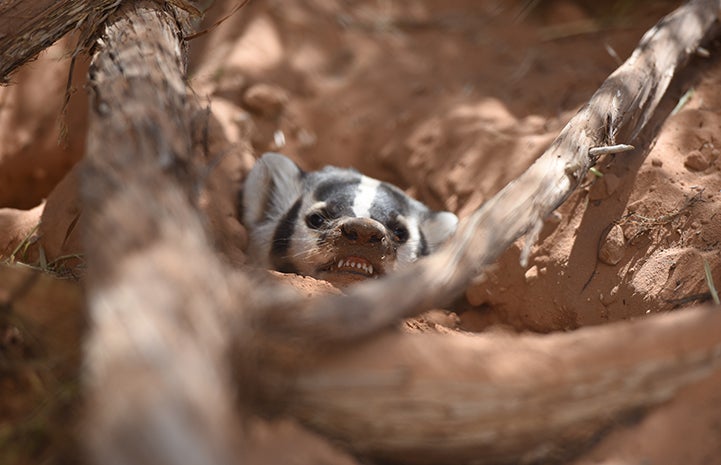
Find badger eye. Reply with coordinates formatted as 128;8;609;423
392;224;409;243
306;212;326;229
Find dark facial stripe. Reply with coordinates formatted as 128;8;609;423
418;230;430;257
314;178;360;203
368;183;413;225
311;177;360;220
271;198;301;273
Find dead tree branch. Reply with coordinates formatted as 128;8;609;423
0;0;121;82
287;306;721;464
80;2;245;465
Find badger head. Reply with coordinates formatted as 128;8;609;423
242;152;458;286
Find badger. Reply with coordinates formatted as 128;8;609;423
242;152;458;286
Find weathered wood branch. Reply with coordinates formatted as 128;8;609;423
0;0;121;82
254;0;721;345
288;306;721;464
80;2;245;465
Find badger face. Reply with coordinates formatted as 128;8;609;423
242;152;458;286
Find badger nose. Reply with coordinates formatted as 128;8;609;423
339;218;386;245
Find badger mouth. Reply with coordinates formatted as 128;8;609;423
317;255;384;280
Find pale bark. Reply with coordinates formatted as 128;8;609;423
80;2;243;465
288;306;721;464
0;0;121;82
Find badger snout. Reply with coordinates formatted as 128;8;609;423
312;217;396;285
338;217;389;246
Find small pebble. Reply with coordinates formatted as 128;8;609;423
601;284;620;305
524;265;539;283
599;224;625;265
242;83;289;118
684;150;710;171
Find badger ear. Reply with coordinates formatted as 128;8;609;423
242;152;304;227
420;210;458;252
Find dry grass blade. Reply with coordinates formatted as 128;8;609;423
6;223;40;264
184;0;251;40
704;258;720;305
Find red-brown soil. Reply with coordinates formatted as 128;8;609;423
2;1;721;464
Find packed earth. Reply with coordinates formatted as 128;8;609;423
2;0;721;464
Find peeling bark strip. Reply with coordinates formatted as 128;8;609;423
81;2;243;465
0;0;121;82
258;0;721;345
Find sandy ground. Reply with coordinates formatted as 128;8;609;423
2;0;721;464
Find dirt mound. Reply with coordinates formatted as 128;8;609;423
463;51;721;332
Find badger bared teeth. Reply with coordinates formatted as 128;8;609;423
332;256;374;276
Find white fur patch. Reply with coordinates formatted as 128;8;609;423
352;176;380;218
396;215;419;266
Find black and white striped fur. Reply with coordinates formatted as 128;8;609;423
242;153;458;284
